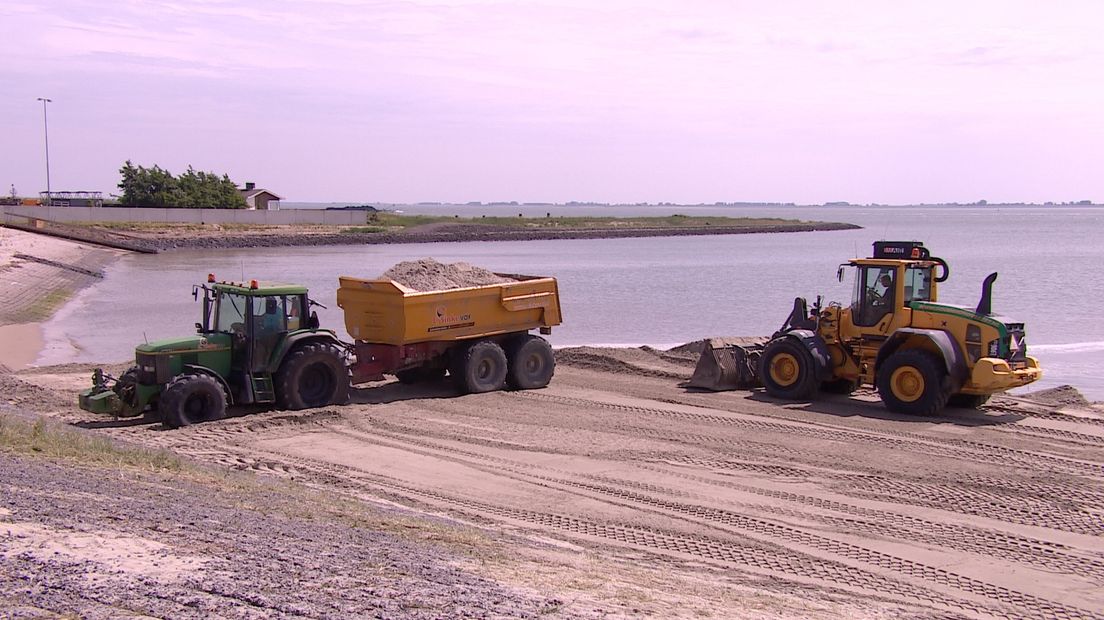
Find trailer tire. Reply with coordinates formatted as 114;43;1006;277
505;335;555;390
453;340;507;394
758;337;818;400
877;349;951;416
161;373;226;428
948;393;990;409
276;342;350;410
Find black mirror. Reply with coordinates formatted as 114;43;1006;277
837;266;844;282
195;322;202;332
308;311;320;330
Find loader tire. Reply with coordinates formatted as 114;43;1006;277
948;393;991;409
877;349;951;416
452;340;507;394
161;373;226;429
276;342;349;410
758;338;818;401
505;335;555;390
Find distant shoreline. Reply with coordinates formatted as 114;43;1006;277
2;219;862;253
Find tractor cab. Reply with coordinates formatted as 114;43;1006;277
198;276;316;373
195;275;322;402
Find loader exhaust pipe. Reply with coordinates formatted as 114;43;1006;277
975;272;998;316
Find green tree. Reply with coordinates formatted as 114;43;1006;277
117;161;246;209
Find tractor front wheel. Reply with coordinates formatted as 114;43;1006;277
112;367;144;417
275;342;350;410
758;338;818;401
877;349;950;416
161;373;227;428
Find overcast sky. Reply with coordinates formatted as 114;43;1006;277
2;1;1101;204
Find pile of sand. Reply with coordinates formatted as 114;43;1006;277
1019;384;1091;407
382;258;513;291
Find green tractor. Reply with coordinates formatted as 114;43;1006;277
79;275;350;427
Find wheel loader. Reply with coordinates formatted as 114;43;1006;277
688;241;1042;415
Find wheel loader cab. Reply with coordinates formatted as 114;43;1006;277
844;262;937;328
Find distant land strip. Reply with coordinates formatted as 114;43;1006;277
3;218;861;252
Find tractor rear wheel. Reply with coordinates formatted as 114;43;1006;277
161;373;227;428
275;342;350;410
758;338;818;400
948;393;991;409
452;340;507;394
877;349;951;416
505;335;555;390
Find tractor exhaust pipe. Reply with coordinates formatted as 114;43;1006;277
975;272;998;316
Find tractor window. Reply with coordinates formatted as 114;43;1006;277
251;297;287;371
851;267;895;327
252;297;287;335
214;293;248;333
903;266;932;303
284;295;304;331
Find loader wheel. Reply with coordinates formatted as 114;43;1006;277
505;335;555;390
275;342;350;410
758;338;818;401
877;349;951;416
948;393;991;409
452;340;507;394
161;373;226;429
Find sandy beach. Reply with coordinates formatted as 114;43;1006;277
0;227;123;369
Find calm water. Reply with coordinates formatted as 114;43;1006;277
41;205;1103;399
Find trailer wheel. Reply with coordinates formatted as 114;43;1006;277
758;338;818;400
948;393;990;409
453;340;507;394
877;349;951;416
506;335;555;390
276;342;350;410
161;373;226;428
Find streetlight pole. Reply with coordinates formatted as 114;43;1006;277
36;97;52;206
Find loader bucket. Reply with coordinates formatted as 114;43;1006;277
687;338;763;391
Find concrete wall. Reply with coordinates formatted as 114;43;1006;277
1;205;368;226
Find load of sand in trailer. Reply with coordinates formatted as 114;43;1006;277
381;258;514;292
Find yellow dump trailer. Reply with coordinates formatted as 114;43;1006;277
336;274;562;393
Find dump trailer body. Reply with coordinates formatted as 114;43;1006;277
337;274;562;386
336;274;561;345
